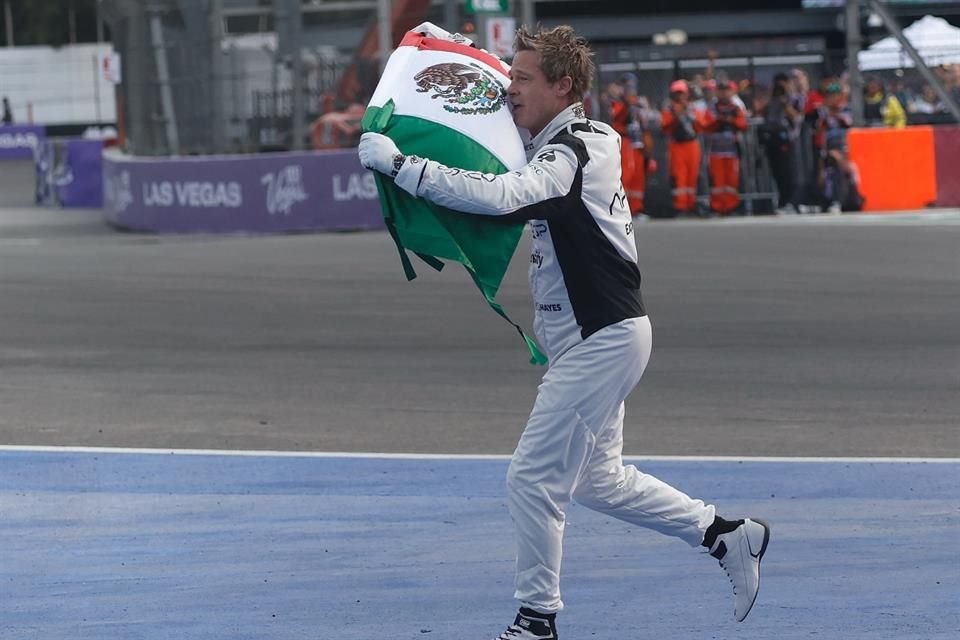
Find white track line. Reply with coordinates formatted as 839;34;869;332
0;444;957;464
638;209;960;226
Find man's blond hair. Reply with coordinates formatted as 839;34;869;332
514;25;594;103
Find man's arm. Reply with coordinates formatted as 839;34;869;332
359;132;578;217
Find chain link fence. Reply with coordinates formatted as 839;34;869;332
103;0;352;156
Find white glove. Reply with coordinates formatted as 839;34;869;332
358;132;406;177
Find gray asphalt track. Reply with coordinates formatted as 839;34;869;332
1;159;957;457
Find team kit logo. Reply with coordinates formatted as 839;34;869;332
413;62;507;115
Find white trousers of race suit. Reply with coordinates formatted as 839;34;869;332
507;316;716;613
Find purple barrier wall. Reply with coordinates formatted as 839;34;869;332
103;149;384;233
0;124;46;160
934;125;960;207
56;139;104;208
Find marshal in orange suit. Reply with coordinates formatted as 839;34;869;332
660;80;707;215
611;85;655;215
703;81;748;215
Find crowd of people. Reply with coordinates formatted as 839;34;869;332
594;69;866;217
593;62;960;217
318;52;960;218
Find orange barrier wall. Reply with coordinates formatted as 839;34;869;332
847;127;938;211
933;125;960;207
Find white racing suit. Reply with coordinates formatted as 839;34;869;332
394;103;715;613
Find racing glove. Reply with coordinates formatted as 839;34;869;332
358;132;407;177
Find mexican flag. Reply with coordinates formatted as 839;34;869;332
362;23;546;365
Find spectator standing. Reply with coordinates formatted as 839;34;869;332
760;73;801;213
703;81;748;215
724;77;748;113
661;80;707;216
814;83;852;156
863;77;906;128
815;83;863;213
789;69;818;211
2;97;12;125
909;84;946;115
890;78;913;114
610;81;655;215
937;63;960;104
738;79;757;117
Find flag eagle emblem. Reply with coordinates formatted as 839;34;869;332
414;62;507;115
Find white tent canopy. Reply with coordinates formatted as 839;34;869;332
858;15;960;71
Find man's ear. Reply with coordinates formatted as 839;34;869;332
555;76;574;98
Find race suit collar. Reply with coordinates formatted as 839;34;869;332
526;102;586;158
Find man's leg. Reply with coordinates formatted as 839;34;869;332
572;400;715;546
506;318;653;614
727;155;742;214
708;154;724;214
570;320;770;623
573;406;770;623
668;143;686;213
686;142;703;213
507;402;595;614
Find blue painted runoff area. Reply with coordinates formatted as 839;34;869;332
0;450;958;639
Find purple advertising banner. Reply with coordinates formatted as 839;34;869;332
103;149;385;233
0;124;46;160
57;139;104;208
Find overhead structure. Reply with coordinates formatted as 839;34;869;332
858;14;960;70
861;3;960;124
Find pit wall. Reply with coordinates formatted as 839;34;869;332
102;149;383;233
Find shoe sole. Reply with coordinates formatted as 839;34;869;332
738;518;771;622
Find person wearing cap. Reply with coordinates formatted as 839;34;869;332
661;79;707;215
610;81;656;215
703;81;748;215
814;82;863;212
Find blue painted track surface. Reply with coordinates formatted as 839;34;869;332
1;451;958;639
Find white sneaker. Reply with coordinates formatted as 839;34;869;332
827;202;842;214
780;203;798;214
710;518;770;622
493;608;558;639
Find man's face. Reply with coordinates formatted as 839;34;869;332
508;50;569;137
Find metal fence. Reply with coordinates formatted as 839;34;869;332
103;0;352;156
